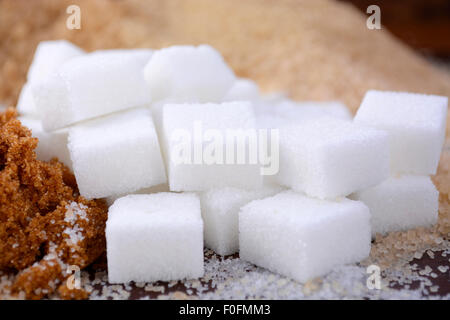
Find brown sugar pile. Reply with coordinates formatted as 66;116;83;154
0;108;107;299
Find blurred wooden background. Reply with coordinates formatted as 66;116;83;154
340;0;450;58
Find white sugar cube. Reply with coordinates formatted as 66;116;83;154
255;99;352;129
162;102;262;191
16;83;37;116
274;100;352;122
27;40;85;83
68;109;166;199
90;48;153;57
105;184;170;207
149;101;168;136
239;191;371;283
350;175;439;236
18;40;85;116
256;114;292;129
276;119;390;199
252;92;289;116
199;184;283;256
33;50;152;131
18;117;72;170
354;90;448;175
107;193;204;283
144;45;235;103
223;78;260;102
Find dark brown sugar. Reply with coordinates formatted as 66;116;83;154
0;108;107;299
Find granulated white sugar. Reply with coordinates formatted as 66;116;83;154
62;202;89;246
66;244;450;300
5;242;448;300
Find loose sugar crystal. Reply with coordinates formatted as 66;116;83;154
161;101;262;191
239;191;371;283
199;184;283;256
354;90;448;175
18;40;85;116
107;193;204;283
276;119;390;199
68;109;166;199
18;117;72;170
144;45;236;103
350;175;439;236
33;50;152;131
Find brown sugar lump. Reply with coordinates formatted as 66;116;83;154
10;198;108;299
0;108;107;299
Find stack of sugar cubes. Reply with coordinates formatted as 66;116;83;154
351;91;447;236
15;39;448;286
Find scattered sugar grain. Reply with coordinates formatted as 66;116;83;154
437;266;449;273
